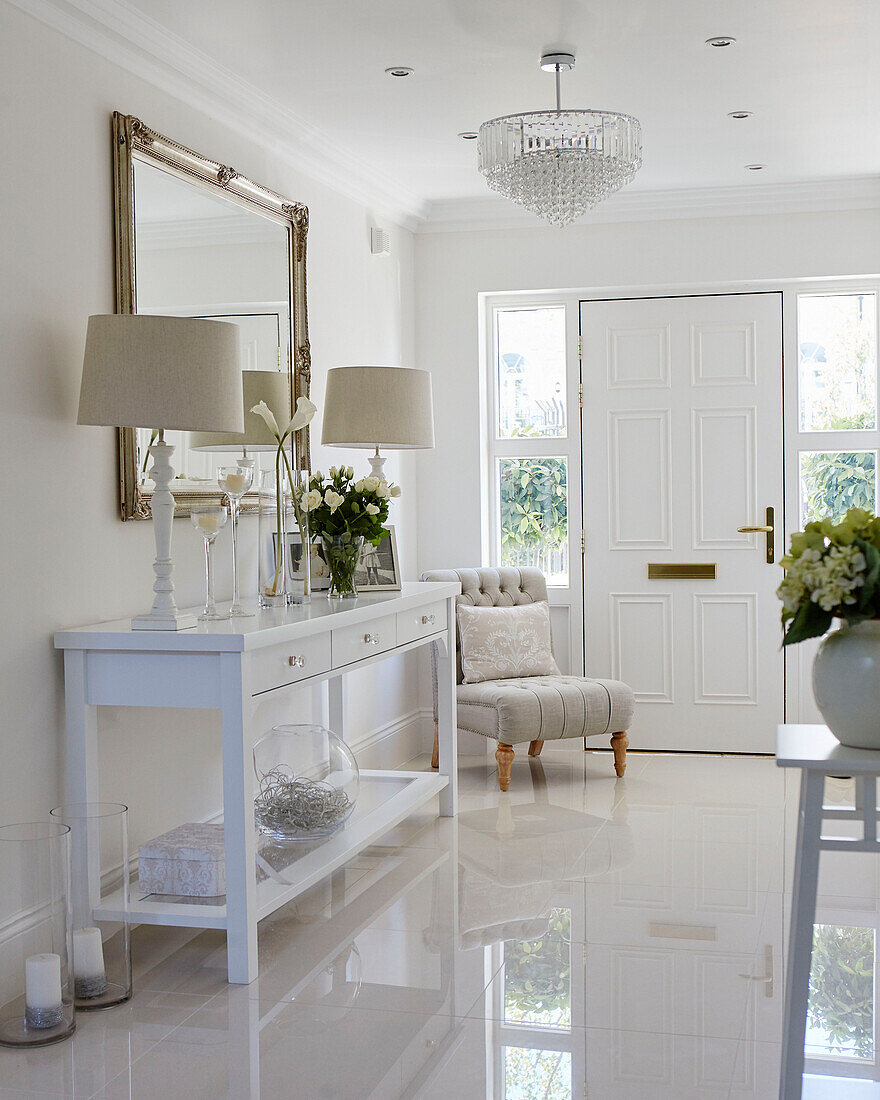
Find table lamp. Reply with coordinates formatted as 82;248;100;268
320;365;434;480
188;369;291;463
78;314;243;630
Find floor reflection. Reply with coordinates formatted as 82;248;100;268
5;751;880;1097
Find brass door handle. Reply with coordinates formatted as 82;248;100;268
737;507;775;564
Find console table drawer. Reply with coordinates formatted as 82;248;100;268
332;615;397;668
397;600;447;646
249;634;332;695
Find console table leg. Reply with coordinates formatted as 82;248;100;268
328;675;345;738
63;650;101;924
220;654;258;984
436;596;458;818
780;769;824;1099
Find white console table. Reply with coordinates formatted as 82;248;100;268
54;581;459;984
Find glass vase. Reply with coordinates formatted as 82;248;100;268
0;822;75;1047
49;804;131;1010
259;461;291;609
321;534;364;599
254;725;360;841
288;465;311;605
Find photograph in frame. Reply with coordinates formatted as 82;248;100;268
354;526;401;592
280;530;331;590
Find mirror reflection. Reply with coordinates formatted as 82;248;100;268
132;158;291;491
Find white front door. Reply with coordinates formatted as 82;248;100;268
580;293;784;752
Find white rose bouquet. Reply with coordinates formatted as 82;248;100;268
295;467;401;597
777;507;880;645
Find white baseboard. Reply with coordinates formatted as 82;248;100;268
350;707;433;770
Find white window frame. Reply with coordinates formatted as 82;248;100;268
783;281;880;723
481;295;584;677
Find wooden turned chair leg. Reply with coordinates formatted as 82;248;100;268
528;740;544;757
611;731;629;777
431;724;439;769
495;743;515;792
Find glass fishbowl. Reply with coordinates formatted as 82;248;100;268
253;725;359;842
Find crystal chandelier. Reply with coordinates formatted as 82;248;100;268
477;53;642;227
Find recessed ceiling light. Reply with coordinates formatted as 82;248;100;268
385;66;414;78
728;110;753;120
745;163;766;171
706;36;736;47
458;131;478;140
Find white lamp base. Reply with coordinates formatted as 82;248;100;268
132;436;197;632
132;610;198;631
367;448;387;482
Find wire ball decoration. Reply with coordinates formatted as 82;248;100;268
254;766;354;838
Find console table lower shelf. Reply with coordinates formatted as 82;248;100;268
94;770;448;930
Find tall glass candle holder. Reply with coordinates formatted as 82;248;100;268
218;463;254;617
190;505;229;621
0;822;75;1047
49;804;131;1010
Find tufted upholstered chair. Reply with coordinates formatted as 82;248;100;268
421;566;635;791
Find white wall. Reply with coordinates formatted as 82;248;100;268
414;209;880;572
0;0;422;928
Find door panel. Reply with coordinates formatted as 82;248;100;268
580;293;783;752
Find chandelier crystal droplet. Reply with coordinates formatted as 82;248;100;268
477;54;642;227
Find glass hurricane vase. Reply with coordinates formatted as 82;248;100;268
320;534;364;599
253;725;360;841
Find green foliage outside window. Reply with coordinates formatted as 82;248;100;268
504;908;571;1027
808;924;874;1058
499;458;568;556
801;413;877;525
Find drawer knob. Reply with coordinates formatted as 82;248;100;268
288;655;306;668
420;613;435;626
363;633;380;646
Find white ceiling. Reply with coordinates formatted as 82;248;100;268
119;0;880;211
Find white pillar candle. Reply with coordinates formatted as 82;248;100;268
72;927;105;979
198;514;220;534
73;927;107;999
224;473;246;494
25;953;63;1027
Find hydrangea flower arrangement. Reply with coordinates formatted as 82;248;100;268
777;507;880;645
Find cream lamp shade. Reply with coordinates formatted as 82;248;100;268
78;314;244;433
189;370;291;452
321;365;434;450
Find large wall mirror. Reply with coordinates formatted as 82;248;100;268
113;112;311;519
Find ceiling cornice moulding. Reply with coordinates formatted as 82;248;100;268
8;0;429;229
420;177;880;234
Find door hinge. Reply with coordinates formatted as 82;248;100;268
578;382;583;409
580;530;586;555
577;334;583;360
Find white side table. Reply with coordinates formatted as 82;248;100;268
776;723;880;1100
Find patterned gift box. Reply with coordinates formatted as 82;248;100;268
138;823;225;898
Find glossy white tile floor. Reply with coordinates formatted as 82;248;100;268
3;749;880;1099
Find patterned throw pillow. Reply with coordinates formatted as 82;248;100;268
457;601;559;685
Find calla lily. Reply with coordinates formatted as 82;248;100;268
250;396;317;443
289;396;318;434
250;400;281;440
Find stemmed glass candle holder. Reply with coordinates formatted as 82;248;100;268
218;464;254;617
191;505;228;621
0;822;75;1047
49;804;131;1010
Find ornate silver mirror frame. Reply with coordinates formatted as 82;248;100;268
113;112;311;520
